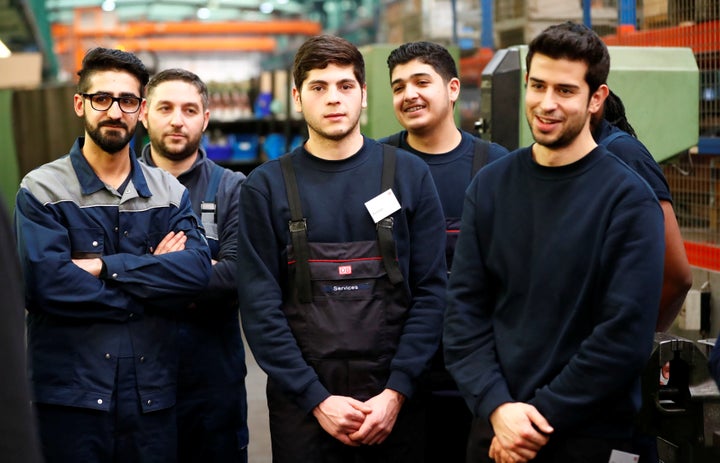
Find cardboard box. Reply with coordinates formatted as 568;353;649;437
0;52;42;89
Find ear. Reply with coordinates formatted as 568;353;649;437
202;109;210;132
136;98;147;123
448;77;461;103
589;83;609;116
361;83;368;108
292;86;302;113
73;94;85;117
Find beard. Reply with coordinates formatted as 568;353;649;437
529;111;587;150
149;130;202;162
85;119;136;154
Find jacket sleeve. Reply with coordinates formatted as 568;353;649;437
237;178;331;413
100;188;212;307
207;170;244;294
710;333;720;389
15;188;141;320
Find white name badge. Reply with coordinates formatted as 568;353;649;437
365;189;401;223
608;449;639;463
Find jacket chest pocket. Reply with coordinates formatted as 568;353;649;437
68;227;104;259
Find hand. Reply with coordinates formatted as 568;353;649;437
348;389;405;445
313;395;372;446
151;231;186;255
489;402;553;462
490;436;530;463
72;258;103;277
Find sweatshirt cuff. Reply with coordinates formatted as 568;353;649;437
476;381;514;421
297;378;331;414
385;369;415;399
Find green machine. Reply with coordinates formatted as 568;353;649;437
478;45;699;162
359;43;460;139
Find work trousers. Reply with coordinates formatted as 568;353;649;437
35;357;176;463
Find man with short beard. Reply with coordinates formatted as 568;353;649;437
14;47;212;463
140;68;249;463
444;22;665;463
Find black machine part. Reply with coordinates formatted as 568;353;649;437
639;332;720;462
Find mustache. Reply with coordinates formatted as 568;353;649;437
98;121;128;130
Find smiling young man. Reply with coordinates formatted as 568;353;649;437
14;48;211;463
380;41;508;462
443;23;665;463
236;35;447;463
140;69;249;463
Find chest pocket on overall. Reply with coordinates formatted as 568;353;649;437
200;163;224;258
279;146;409;399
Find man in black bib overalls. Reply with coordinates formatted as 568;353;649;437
237;35;448;462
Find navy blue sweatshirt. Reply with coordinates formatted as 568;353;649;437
444;145;665;439
594;119;671;202
380;130;508;218
237;137;447;412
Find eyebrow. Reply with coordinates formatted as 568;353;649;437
391;72;432;87
93;91;142;98
305;78;357;86
528;77;580;91
153;99;200;107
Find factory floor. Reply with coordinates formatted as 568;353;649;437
244;336;272;463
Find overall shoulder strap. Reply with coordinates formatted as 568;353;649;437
200;163;225;235
279;154;313;303
598;130;626;148
204;163;225;203
471;138;490;176
378;144;404;285
385;132;402;148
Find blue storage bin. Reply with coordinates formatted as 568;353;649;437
290;135;304;150
263;133;286;160
203;134;232;161
231;134;259;161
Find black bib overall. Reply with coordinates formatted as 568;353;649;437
267;147;425;463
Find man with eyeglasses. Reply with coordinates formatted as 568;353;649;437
14;47;212;463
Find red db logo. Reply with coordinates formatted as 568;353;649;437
338;265;352;275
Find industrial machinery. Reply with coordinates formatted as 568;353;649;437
636;333;720;462
477;45;699;162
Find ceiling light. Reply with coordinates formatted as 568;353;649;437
259;2;274;14
197;7;211;19
0;40;11;58
101;0;116;12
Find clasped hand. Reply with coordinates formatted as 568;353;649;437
488;402;553;463
312;389;405;447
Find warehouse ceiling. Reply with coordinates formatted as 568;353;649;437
44;0;327;23
0;0;42;53
2;0;377;78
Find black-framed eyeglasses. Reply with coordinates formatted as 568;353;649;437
82;93;143;114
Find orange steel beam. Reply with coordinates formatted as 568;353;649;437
603;20;720;55
54;36;277;53
116;36;277;52
52;19;322;39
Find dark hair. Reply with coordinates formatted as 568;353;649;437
603;89;637;137
292;35;365;90
146;68;209;110
386;41;458;82
77;47;150;96
526;21;610;95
